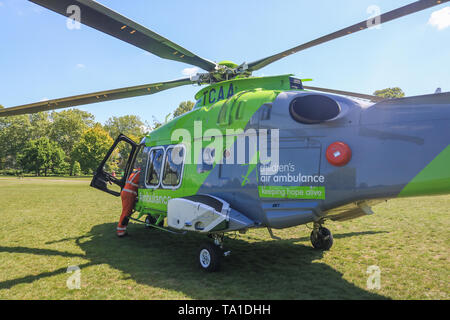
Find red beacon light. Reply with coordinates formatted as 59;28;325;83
326;142;352;167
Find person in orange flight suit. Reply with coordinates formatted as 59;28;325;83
116;168;141;237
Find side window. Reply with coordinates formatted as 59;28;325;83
146;148;164;187
162;145;185;188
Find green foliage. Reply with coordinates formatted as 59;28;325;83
72;161;82;176
49;109;95;156
373;87;405;99
0;169;22;176
173;101;194;118
0;114;32;169
17;137;67;176
29;112;52;140
72;124;113;174
104;115;147;140
0;105;159;176
0;101;194;175
0;110;97;171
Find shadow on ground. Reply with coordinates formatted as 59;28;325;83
1;223;388;299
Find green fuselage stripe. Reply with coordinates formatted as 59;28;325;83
399;144;450;197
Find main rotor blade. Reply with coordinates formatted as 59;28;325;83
303;86;384;102
29;0;217;72
0;78;194;117
247;0;448;72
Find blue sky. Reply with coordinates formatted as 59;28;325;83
1;0;449;124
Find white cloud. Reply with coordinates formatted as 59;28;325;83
428;6;450;31
182;67;199;76
76;63;86;69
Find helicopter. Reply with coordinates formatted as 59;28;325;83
1;0;449;272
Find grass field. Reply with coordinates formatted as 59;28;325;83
0;177;448;300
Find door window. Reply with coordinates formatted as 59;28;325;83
90;134;138;197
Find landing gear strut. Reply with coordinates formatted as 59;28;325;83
310;221;333;250
198;234;230;272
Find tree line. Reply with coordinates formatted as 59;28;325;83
0;101;194;176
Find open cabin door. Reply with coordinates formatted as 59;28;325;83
90;134;138;196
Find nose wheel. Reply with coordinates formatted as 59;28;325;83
198;242;222;272
198;234;230;272
310;223;333;250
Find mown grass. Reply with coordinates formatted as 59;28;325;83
0;177;448;299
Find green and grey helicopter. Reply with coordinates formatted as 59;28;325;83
1;0;449;271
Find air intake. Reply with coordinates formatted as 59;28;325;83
289;95;341;124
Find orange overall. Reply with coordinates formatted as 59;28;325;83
116;169;141;237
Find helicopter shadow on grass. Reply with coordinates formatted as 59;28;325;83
72;222;388;300
0;223;388;299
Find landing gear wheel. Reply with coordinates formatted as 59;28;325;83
198;242;222;272
310;227;333;250
145;215;164;228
